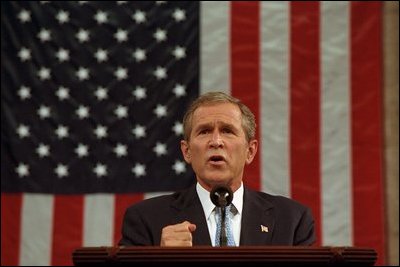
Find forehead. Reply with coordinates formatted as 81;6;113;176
192;102;242;126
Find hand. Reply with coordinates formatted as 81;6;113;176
160;221;197;246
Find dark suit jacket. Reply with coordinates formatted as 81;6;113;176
119;184;315;246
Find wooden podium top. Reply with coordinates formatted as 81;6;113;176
72;246;377;266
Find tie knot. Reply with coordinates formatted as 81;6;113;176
229;204;238;216
215;204;237;219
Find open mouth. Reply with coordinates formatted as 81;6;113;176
208;155;225;163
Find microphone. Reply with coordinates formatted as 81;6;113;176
210;186;233;246
210;186;233;207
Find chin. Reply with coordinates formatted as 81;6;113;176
204;175;231;186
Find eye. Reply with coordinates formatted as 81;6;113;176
222;128;233;134
199;129;210;135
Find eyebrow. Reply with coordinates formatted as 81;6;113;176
194;122;237;131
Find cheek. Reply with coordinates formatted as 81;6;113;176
234;146;250;162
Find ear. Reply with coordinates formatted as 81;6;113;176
245;139;258;165
180;140;191;164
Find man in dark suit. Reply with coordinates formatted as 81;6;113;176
119;92;315;246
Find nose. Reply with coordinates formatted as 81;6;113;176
209;131;223;148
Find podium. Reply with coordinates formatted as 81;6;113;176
72;246;377;265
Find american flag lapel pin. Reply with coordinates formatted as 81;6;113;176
260;225;269;233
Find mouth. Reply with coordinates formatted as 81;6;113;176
208;155;226;165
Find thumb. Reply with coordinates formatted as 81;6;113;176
188;223;196;232
182;221;196;232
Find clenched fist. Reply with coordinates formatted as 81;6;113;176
160;221;197;246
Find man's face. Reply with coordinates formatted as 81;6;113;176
181;103;257;192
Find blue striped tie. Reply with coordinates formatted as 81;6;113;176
215;204;236;246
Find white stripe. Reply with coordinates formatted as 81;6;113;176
20;194;53;266
321;1;353;246
260;2;290;197
200;1;230;95
83;194;114;246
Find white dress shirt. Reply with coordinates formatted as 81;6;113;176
196;182;243;246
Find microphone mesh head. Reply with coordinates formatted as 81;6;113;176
210;186;233;207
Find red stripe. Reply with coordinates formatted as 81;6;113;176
230;2;261;191
350;2;385;265
114;194;144;245
290;2;321;246
1;193;22;266
51;195;84;266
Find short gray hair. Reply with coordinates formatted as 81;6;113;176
182;92;256;141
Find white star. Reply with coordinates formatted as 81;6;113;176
78;1;88;4
132;124;146;139
117;1;127;5
114;29;128;42
38;28;51;42
114;105;128;119
114;67;128;80
153;28;167;42
37;67;51;80
153;142;167;157
76;28;90;43
114;143;127;157
93;163;107;177
37;105;51;119
94;125;107;139
18;9;31;23
76;67;89;81
132;86;147;100
18;86;31;100
153;66;167;80
16;124;30;138
56;10;69;24
16;163;29;177
173;84;186;97
56;48;70;62
55;164;68;178
132;48;146;62
156;1;167;5
132;163;146;177
94;87;108;100
36;143;50;158
132;10;146;23
76;105;89;119
56;86;70;101
154;104;167;118
172;46;186;60
18;47;31;61
172;160;186;174
172;8;186;22
55;125;69;139
75;143;89;158
94;10;108;24
94;48;108;62
172;121;183;136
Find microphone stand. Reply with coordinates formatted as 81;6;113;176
219;206;227;246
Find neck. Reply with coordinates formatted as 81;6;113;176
198;179;242;193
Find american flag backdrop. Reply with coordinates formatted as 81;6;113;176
1;1;386;266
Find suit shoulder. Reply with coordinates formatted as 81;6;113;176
251;189;310;213
125;187;192;213
125;192;175;211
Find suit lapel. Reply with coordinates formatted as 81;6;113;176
240;188;275;245
171;185;211;246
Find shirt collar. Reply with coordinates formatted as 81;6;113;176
196;182;244;220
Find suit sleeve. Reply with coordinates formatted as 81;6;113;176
118;205;155;246
294;206;316;246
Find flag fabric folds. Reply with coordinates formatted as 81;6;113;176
1;1;386;266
